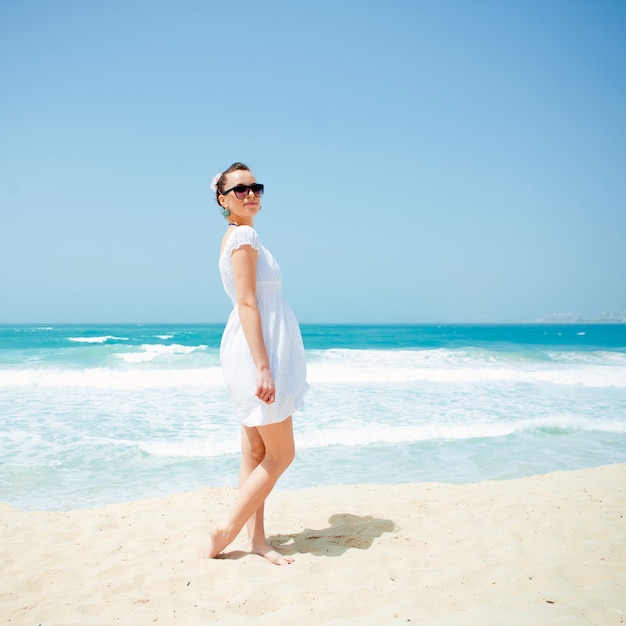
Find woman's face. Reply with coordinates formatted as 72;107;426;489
219;169;261;221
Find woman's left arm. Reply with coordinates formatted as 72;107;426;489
231;244;275;404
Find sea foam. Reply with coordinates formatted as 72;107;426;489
114;343;208;363
0;367;224;388
68;336;129;343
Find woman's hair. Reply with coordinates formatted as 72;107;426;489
214;162;251;206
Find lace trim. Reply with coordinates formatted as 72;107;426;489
223;226;259;258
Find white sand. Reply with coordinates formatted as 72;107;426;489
1;463;625;625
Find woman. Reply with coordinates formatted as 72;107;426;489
200;162;309;565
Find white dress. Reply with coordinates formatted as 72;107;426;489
219;225;309;427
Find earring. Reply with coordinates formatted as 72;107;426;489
222;208;231;218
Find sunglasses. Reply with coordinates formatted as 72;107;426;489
220;183;264;199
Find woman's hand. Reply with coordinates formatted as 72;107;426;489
255;366;275;404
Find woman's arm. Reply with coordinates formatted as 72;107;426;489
231;245;275;404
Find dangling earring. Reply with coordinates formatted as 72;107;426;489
222;207;231;218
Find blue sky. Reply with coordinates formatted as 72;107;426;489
1;0;625;323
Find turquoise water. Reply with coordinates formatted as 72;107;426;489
1;323;625;511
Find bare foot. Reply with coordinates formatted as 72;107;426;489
251;540;294;566
197;527;232;559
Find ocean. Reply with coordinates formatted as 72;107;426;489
1;323;625;512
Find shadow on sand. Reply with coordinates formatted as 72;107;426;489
215;513;396;561
271;513;396;557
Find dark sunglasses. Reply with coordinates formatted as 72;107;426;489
220;183;264;199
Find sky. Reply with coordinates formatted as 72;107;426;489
1;0;625;324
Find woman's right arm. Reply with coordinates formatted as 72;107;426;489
231;245;275;405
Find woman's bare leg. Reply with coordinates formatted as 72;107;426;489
240;425;268;543
239;424;266;538
239;425;294;564
200;417;295;564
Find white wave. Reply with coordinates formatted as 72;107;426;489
295;422;516;448
130;415;626;459
137;438;239;458
114;343;208;363
306;361;626;388
0;367;224;389
2;346;625;389
1;364;624;390
303;348;626;388
517;415;626;434
68;336;128;344
155;335;174;340
300;415;626;447
315;347;626;364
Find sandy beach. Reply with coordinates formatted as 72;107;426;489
1;463;625;625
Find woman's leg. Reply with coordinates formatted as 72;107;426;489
200;416;295;563
239;425;267;542
239;424;293;564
